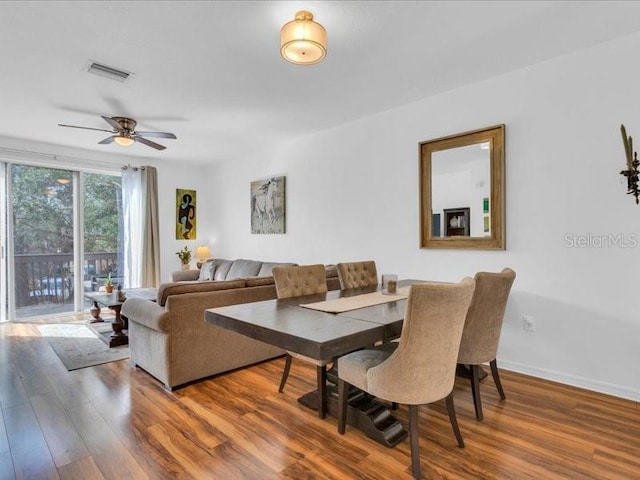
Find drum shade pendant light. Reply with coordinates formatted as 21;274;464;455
280;10;326;65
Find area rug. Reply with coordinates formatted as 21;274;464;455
36;322;129;371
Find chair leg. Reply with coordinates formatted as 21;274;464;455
445;393;465;448
409;404;421;479
278;354;292;393
337;379;348;434
470;364;483;421
317;365;327;419
490;359;506;400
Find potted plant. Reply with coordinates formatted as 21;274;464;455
104;272;114;293
176;245;192;270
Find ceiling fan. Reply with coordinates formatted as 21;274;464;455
58;116;176;150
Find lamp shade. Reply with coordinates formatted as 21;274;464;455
195;245;211;261
280;10;326;65
114;135;134;146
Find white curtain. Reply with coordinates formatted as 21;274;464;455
122;166;160;288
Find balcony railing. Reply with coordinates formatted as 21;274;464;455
13;252;119;309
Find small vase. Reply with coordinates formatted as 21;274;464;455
181;263;190;271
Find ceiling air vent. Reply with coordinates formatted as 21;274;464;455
86;61;132;83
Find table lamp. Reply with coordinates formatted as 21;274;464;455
195;245;211;267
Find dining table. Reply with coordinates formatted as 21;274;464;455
204;279;422;447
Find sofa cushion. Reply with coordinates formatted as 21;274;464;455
245;276;276;287
226;259;263;279
257;262;297;277
198;260;216;281
156;279;245;306
213;259;234;281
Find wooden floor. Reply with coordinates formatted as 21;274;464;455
1;320;639;480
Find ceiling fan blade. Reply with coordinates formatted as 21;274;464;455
98;135;115;145
135;131;177;139
58;124;114;133
134;135;166;150
101;116;124;132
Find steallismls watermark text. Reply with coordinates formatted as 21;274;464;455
564;233;637;248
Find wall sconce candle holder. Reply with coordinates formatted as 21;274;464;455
620;124;640;204
620;154;639;204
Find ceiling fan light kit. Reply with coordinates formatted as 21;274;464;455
114;135;134;147
280;10;326;65
58;115;176;151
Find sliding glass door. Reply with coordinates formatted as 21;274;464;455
1;162;121;321
11;165;75;318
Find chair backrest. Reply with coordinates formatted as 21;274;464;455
366;278;476;405
272;264;328;299
337;261;378;289
457;268;516;365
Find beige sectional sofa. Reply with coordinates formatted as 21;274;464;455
121;258;340;390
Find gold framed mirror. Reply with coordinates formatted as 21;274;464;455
419;124;505;249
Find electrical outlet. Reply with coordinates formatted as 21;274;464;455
523;315;536;332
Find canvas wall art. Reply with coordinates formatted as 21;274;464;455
251;176;286;234
176;188;197;240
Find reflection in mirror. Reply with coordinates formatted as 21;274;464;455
420;125;505;250
431;142;491;238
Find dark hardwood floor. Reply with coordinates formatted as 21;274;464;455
1;319;639;479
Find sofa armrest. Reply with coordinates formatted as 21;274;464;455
172;269;200;282
121;298;169;332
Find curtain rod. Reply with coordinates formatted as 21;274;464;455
0;146;123;173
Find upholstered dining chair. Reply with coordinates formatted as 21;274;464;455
457;268;516;421
337;261;378;289
337;278;476;479
272;264;330;417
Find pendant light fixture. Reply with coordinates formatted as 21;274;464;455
280;10;326;65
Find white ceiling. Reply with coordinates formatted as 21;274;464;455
2;1;640;164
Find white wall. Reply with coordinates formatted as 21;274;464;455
207;31;640;401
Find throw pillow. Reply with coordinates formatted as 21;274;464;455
198;261;216;281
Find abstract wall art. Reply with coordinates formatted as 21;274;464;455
176;188;197;240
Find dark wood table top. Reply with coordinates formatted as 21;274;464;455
206;299;384;360
205;279;423;361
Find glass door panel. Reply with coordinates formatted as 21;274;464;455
11;165;74;318
0;162;6;322
83;173;122;293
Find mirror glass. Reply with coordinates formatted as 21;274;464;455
420;125;505;249
431;142;491;238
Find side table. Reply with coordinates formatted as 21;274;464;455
84;292;128;348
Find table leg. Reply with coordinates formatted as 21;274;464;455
297;378;408;447
89;301;103;323
317;365;327;419
109;306;126;338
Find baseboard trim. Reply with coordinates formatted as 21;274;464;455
498;360;640;402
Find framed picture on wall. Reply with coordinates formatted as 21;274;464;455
250;176;286;234
176;188;197;240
